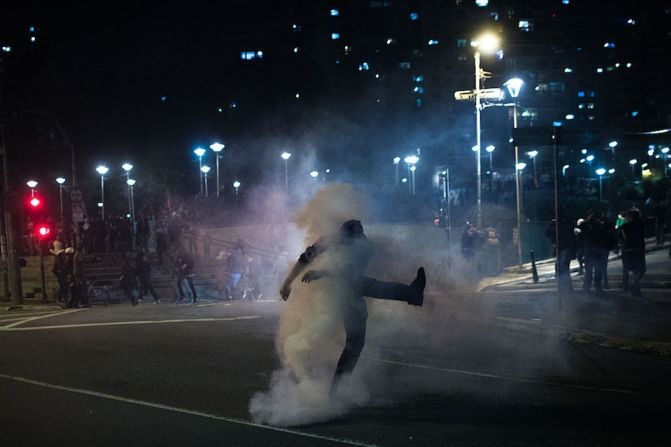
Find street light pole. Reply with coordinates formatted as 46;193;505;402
56;177;65;230
127;179;136;227
596;168;606;201
96;165;109;221
281;152;292;190
393;156;401;186
486;145;495;191
474;49;483;227
201;166;210;197
194;148;206;195
210;142;225;197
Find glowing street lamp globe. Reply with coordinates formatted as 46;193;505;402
404;155;419;164
309;171;319;178
504;78;524;98
194;147;206;158
393;156;401;164
26;180;38;188
56;177;66;185
126;179;136;186
485;145;495;153
281;151;292;160
201;166;211;174
471;33;500;53
96;165;109;175
595;168;606;176
210;142;225;152
122;163;133;172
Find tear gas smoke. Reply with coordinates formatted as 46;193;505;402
249;184;373;426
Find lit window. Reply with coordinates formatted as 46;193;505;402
627;18;636;25
413;75;424;82
596;67;603;73
386;38;395;45
564;67;573;73
409;12;419;20
604;42;615;48
631;111;639;117
552;121;563;127
359;62;370;71
562;0;570;4
476;0;489;6
518;20;533;31
217;107;223;113
1;46;11;53
29;26;36;32
535;83;548;92
30;36;36;42
577;91;585;97
578;104;585;109
626;62;632;68
565;114;575;120
292;24;301;32
293;47;299;53
588;115;595;120
457;38;467;47
588;91;595;97
229;102;237;109
240;51;263;60
331;33;340;40
490;12;499;20
416;98;423;107
330;9;339;16
458;54;468;61
587;103;595;109
496;50;504;60
413;86;424;94
399;62;411;69
428;39;439;46
160;96;167;102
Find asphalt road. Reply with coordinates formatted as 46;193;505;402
1;294;670;446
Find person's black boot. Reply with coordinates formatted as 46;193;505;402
407;267;426;306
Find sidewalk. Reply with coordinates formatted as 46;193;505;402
477;238;670;293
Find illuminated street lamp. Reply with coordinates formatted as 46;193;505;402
662;147;670;176
309;170;319;178
126;179;136;225
233;180;241;199
472;32;500;227
629;158;638;178
595;168;606;201
505;77;524;269
122;163;134;229
210;142;225;197
527;150;538;187
56;177;66;229
485;145;495;190
393;156;401;186
281;151;292;190
648;148;654;173
562;165;569;176
26;180;38;198
201;165;211;197
194;147;206;194
96;165;109;220
404;155;419;195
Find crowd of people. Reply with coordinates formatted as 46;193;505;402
547;206;648;297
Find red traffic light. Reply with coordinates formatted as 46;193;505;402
36;224;51;239
29;196;42;208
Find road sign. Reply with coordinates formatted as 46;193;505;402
72;203;86;223
69;187;84;203
454;88;504;101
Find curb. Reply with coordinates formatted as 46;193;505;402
448;310;671;357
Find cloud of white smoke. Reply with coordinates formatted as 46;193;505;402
249;184;374;426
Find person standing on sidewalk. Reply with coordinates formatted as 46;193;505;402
618;208;646;297
545;209;577;297
174;249;197;303
580;212;611;294
136;252;161;303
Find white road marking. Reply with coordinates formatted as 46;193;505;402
0;373;378;447
0;315;261;332
2;308;86;329
367;357;636;395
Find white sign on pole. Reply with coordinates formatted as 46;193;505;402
454;88;504;101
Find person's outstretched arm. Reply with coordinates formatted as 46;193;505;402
280;260;307;301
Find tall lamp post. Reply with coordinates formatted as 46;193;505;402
629;158;638;179
485;145;495;191
662;147;670;176
96;165;109;221
281;152;292;190
56;177;65;229
504;77;524;268
210;142;225;197
233;180;241;197
201;166;211;197
194;147;206;194
471;32;500;227
404;155;419;195
528;150;539;188
126;179;136;226
595;168;606;201
648;148;654;174
122;163;133;225
26;180;38;197
393;156;401;186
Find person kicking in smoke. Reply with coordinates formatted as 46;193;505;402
279;219;426;390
